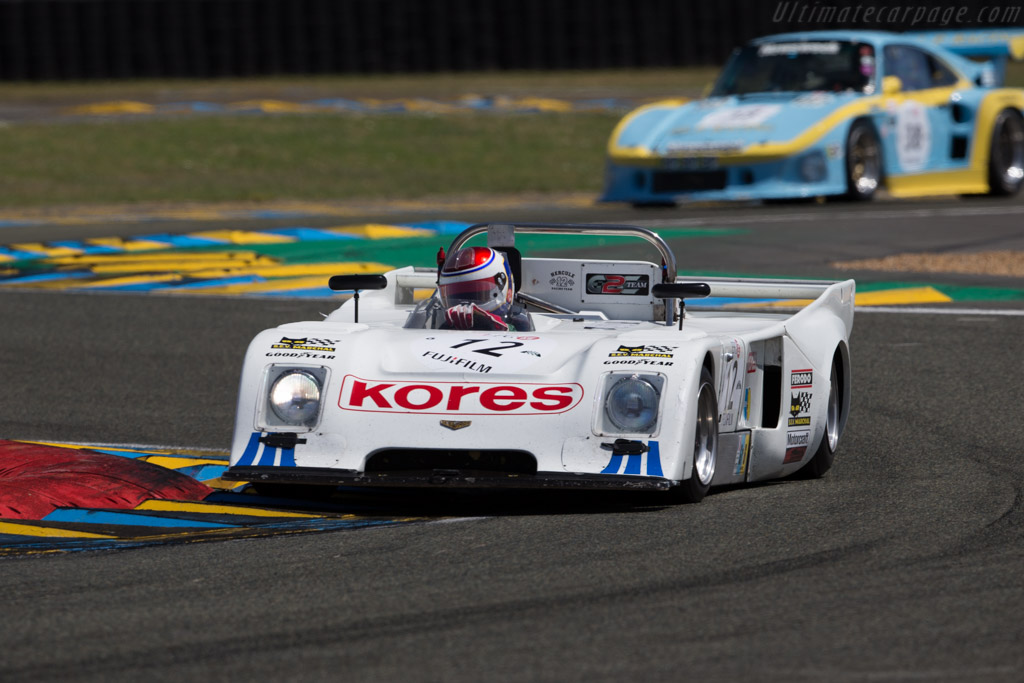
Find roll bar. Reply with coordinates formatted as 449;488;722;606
448;222;678;285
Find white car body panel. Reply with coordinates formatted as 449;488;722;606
225;223;854;497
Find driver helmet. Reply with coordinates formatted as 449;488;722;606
438;246;514;316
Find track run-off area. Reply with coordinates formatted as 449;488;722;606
1;195;1023;681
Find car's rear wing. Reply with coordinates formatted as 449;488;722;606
912;28;1024;85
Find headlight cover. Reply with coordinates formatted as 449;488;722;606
601;373;665;435
262;366;328;429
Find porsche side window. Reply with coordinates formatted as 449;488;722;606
927;54;958;87
884;45;944;91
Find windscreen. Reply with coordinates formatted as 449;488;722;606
711;41;876;96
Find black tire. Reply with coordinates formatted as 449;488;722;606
248;483;330;500
799;353;844;479
987;108;1024;197
844;120;882;201
671;367;718;503
631;201;678;209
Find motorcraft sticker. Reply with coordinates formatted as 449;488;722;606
412;335;553;373
788;391;812;427
784;426;810;464
338;376;584;415
585;273;650;296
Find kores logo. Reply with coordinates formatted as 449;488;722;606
338;376;584;415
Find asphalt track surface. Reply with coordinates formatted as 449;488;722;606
2;197;1024;682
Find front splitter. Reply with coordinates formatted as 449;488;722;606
225;466;675;491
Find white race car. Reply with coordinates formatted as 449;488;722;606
223;223;854;503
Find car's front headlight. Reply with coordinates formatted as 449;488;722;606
263;367;328;429
602;373;665;435
799;150;828;182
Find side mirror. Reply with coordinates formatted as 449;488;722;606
328;274;388;292
882;75;903;95
328;274;387;323
653;282;711;330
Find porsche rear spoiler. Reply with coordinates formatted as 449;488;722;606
912;28;1024;85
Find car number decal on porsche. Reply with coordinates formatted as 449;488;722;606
338;375;584;415
895;100;931;172
413;335;552;373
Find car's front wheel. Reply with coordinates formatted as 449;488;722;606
987;108;1024;197
844;120;882;200
671;367;718;503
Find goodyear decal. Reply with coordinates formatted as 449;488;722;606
0;440;429;556
601;441;663;477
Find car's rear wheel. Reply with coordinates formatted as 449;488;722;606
987;108;1024;197
672;367;718;503
800;353;844;479
844;120;882;200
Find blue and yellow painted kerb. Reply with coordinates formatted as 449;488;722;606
2;219;1021;304
0;441;427;556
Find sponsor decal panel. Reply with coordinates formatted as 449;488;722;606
788;391;812;427
339;375;584;415
271;337;339;352
549;270;575;291
783;446;807;464
733;432;751;477
791;369;813;388
585;273;650;296
609;345;676;358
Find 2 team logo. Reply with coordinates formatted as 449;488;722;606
585;273;650;296
339;376;584;415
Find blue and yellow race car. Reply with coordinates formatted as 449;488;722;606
601;29;1024;205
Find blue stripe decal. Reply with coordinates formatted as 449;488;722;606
601;454;624;474
646;441;663;477
43;509;238;529
278;448;297;467
624;453;642;475
257;443;278;466
236;432;262;467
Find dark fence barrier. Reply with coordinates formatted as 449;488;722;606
0;0;1020;80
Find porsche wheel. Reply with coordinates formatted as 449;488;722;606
672;367;718;503
800;354;844;479
844;120;881;200
987;108;1024;197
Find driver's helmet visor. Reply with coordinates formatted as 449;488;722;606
440;278;503;310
